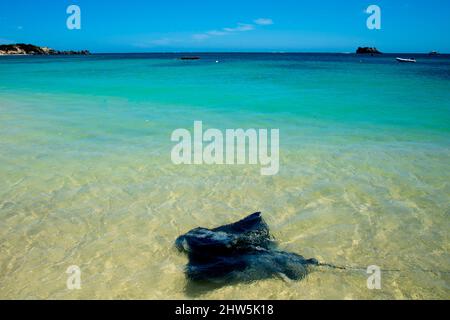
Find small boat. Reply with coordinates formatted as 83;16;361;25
180;56;200;60
396;57;416;63
429;51;440;56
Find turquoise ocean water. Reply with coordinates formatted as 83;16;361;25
0;53;449;299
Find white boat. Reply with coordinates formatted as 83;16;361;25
396;57;416;63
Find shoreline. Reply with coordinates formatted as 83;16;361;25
0;53;32;56
0;44;90;56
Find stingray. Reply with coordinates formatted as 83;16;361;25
176;213;450;295
175;212;319;292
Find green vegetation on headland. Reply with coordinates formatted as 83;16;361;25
0;43;90;55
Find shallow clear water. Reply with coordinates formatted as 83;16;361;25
0;53;449;299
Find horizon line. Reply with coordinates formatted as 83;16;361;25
91;51;449;55
1;44;447;55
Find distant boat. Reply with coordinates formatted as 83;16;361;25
396;57;416;63
429;51;440;56
180;56;200;60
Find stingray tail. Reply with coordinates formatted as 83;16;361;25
317;262;367;272
315;262;449;274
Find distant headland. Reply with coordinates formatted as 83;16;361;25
0;44;90;56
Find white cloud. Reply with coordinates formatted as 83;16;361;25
193;22;257;41
223;23;255;32
142;18;273;46
254;18;274;26
207;30;228;36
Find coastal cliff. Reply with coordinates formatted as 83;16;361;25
0;44;90;55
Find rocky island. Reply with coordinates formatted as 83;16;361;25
356;47;382;54
0;43;90;56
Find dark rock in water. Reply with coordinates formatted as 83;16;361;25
175;212;318;289
180;56;200;60
356;47;382;54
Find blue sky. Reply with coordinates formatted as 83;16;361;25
0;0;449;53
